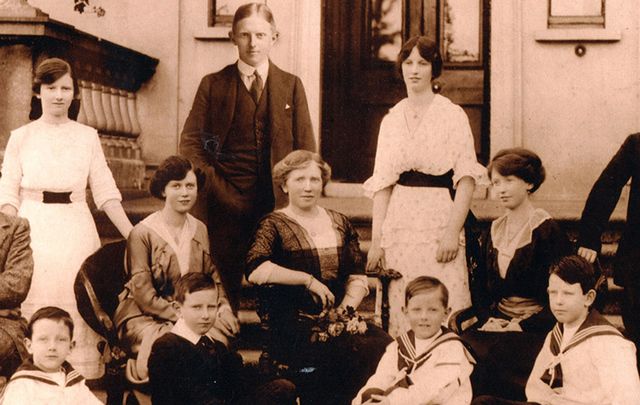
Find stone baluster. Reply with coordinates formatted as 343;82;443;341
109;87;125;134
78;80;97;127
90;83;107;131
101;86;116;133
76;98;87;124
118;89;133;135
133;142;142;160
127;92;142;136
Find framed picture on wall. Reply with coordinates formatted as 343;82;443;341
208;0;268;27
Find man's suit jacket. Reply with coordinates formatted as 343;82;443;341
0;213;33;359
578;133;640;285
180;61;316;223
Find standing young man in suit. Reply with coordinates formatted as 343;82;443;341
180;2;315;310
577;133;640;369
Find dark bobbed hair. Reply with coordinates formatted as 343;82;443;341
174;272;218;304
29;57;80;120
397;36;443;80
488;148;546;193
27;306;74;339
149;155;203;200
549;255;598;295
272;150;332;189
405;276;449;308
232;2;277;32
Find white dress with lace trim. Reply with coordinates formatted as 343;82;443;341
363;95;488;337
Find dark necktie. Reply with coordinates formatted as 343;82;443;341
250;70;263;104
197;335;216;353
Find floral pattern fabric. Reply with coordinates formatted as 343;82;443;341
363;95;488;337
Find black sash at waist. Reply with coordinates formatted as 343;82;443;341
397;169;454;191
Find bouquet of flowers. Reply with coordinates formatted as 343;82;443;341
303;306;368;343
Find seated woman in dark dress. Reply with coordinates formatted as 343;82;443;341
246;150;392;405
462;148;571;400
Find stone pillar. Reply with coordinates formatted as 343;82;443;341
0;45;32;151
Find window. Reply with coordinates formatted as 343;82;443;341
548;0;604;28
208;0;267;27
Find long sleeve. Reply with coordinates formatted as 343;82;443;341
578;135;637;252
470;228;493;321
1;379;32;405
525;334;556;404
291;76;316;151
88;130;122;209
73;381;104;405
352;341;399;405
0;130;23;210
204;254;231;312
386;341;473;405
590;336;640;405
148;340;184;405
125;226;177;322
0;217;33;308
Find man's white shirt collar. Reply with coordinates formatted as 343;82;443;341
237;59;269;82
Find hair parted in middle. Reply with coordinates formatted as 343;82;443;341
488;147;546;193
232;2;277;32
29;57;81;121
397;36;443;80
149;155;204;200
272;149;332;189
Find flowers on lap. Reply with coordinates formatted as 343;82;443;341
304;306;368;343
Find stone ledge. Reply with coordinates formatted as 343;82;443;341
319;194;627;223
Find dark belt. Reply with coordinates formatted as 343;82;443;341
42;191;72;204
397;170;455;198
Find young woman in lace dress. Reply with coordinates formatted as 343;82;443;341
364;37;488;337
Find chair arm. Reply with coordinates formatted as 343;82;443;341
448;306;479;334
78;268;115;335
365;266;402;332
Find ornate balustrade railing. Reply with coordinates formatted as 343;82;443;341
0;0;158;190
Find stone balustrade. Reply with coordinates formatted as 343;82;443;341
0;1;158;191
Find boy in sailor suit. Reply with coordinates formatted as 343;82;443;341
473;255;640;405
352;276;474;405
527;255;640;405
1;307;102;405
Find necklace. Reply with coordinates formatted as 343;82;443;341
405;103;423;120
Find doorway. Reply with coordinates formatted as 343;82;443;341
321;0;490;182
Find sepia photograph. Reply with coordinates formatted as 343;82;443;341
0;0;639;404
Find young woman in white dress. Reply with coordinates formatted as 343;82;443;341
364;37;488;337
0;58;133;378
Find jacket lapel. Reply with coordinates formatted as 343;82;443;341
212;64;239;150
